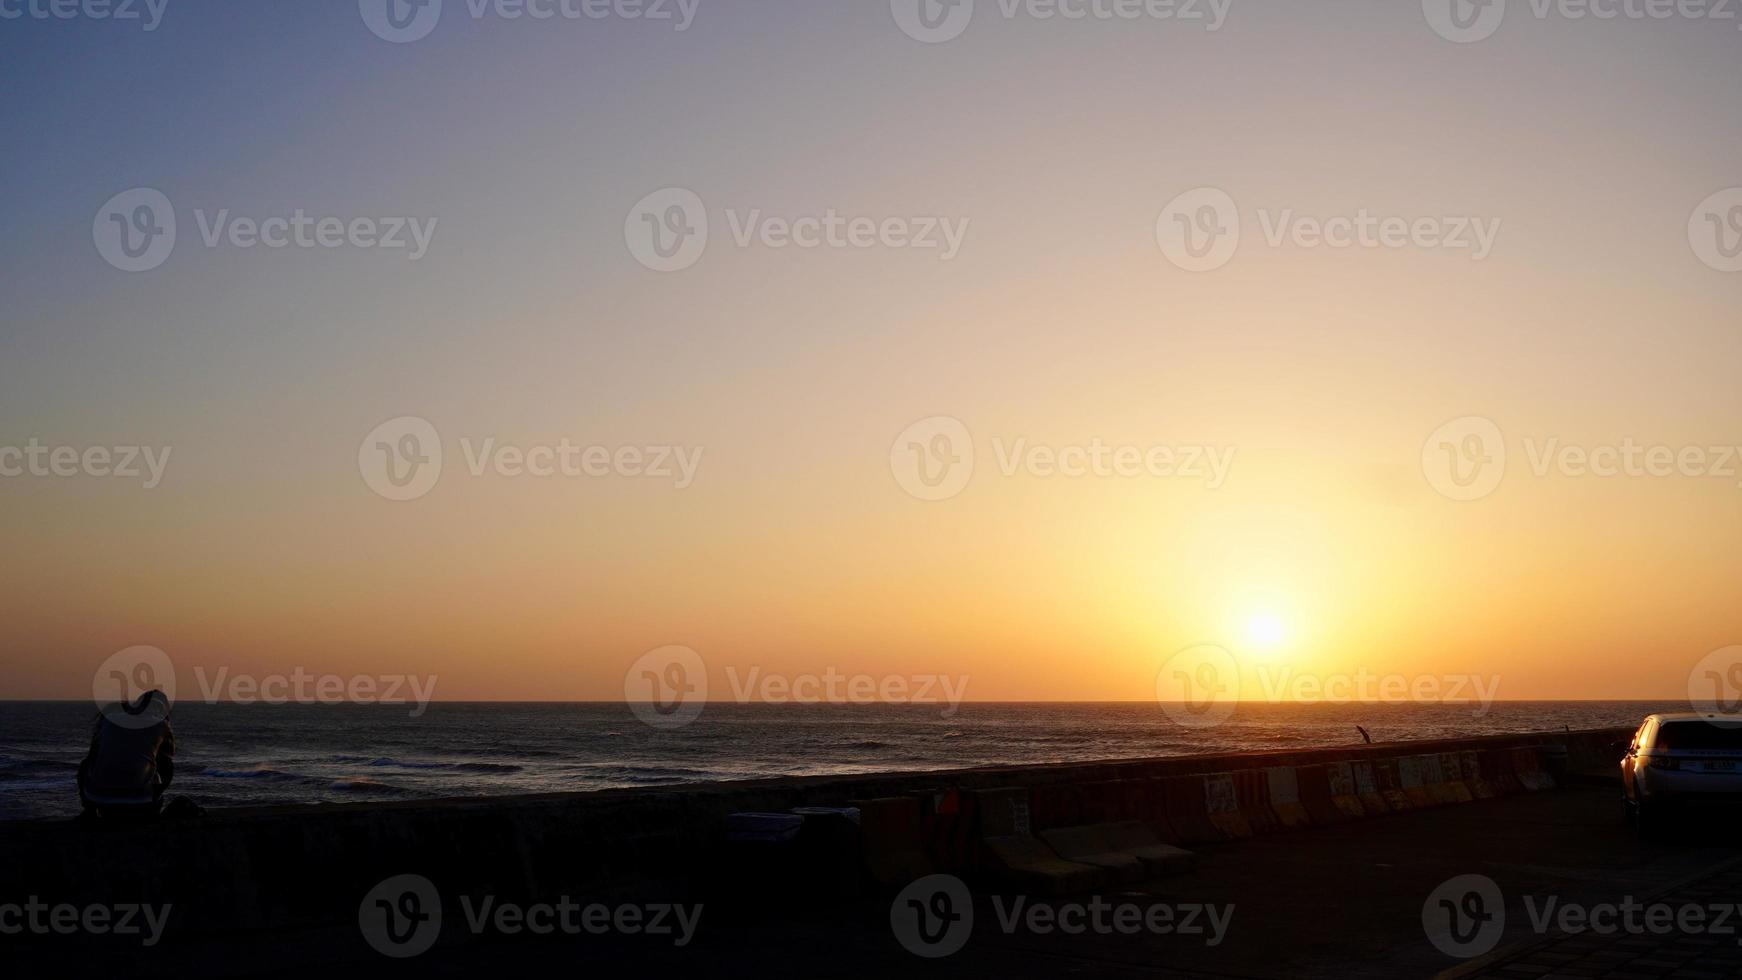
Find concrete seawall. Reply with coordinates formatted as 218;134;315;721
0;727;1632;946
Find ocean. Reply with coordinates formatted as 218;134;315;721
0;700;1656;822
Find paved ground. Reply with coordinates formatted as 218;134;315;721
21;784;1741;979
1455;861;1742;980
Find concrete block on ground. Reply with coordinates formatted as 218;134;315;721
1325;762;1369;819
1435;753;1475;804
1460;749;1495;798
981;834;1112;896
1233;769;1281;834
1351;760;1390;815
1265;766;1313;828
1038;825;1146;883
1296;765;1354;824
1155;776;1220;845
1101;820;1196;875
1375;757;1414;811
1204;773;1253;840
972;787;1032;838
851;796;933;887
1398;756;1437;808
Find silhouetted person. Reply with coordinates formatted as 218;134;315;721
78;690;175;823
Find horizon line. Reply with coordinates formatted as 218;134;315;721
2;697;1690;705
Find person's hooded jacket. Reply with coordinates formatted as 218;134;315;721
78;690;175;806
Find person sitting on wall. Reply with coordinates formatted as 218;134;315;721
77;689;176;823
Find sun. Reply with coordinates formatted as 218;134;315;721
1243;612;1289;655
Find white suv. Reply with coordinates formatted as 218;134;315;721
1621;712;1742;836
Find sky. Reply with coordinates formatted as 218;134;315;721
1;0;1739;704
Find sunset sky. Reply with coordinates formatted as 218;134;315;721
2;1;1739;702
